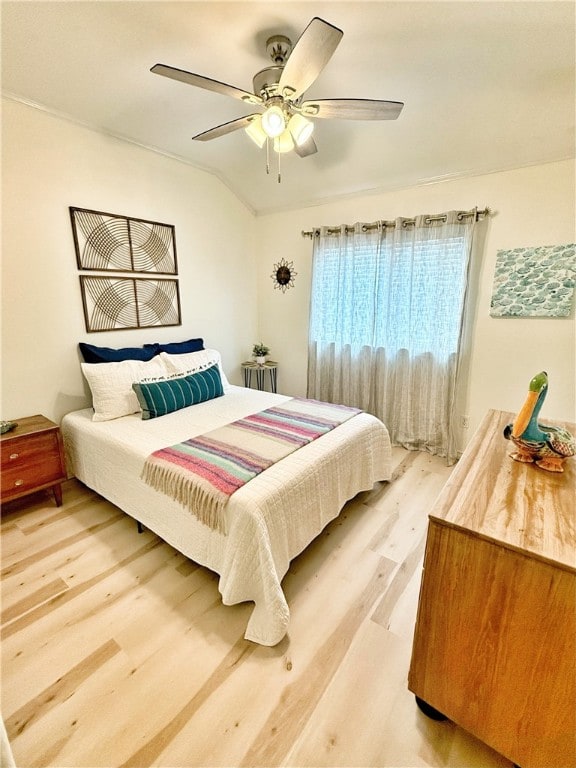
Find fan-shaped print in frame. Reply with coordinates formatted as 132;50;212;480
129;219;177;274
134;278;181;327
80;276;181;332
70;207;177;274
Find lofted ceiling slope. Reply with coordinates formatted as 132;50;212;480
2;1;575;214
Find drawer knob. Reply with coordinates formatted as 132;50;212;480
14;479;24;487
9;453;19;460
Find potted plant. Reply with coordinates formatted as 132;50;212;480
252;342;270;366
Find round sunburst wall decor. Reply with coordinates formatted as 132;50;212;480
271;257;297;293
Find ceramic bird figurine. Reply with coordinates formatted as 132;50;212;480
504;371;576;472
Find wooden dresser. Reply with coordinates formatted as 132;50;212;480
408;409;576;768
0;415;66;507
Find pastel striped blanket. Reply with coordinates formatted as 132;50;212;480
141;397;361;533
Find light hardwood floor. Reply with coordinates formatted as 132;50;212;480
1;448;514;768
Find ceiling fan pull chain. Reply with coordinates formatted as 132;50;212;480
266;137;270;175
278;147;281;184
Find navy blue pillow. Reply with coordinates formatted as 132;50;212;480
144;338;204;355
79;342;160;364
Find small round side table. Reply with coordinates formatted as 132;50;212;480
241;361;278;393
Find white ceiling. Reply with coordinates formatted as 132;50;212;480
2;1;575;215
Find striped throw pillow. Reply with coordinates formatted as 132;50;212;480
132;364;224;419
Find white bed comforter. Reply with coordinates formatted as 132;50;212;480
61;386;392;645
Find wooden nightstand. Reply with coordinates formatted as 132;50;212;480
1;415;67;507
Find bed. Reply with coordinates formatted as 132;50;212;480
62;347;392;645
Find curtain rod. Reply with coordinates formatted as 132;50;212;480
301;207;491;238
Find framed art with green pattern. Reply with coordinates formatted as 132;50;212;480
490;243;575;317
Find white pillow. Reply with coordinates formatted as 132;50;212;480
159;348;231;393
81;356;168;421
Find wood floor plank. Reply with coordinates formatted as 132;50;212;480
1;576;69;624
0;516;158;622
238;557;394;768
1;541;188;710
367;461;451;563
4;639;121;739
5;645;134;768
18;507;80;535
36;610;254;767
0;520;26;548
1;538;161;640
0;512;123;578
0;456;515;768
383;551;427;640
150;553;399;767
119;638;255;768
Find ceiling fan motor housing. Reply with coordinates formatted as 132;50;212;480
252;65;284;98
266;35;292;64
252;34;293;98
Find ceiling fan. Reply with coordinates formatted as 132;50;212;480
151;17;404;179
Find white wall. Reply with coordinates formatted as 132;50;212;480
255;160;576;447
3;99;574;448
1;99;258;423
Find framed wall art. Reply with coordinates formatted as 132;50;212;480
490;243;575;317
70;207;178;274
80;276;181;333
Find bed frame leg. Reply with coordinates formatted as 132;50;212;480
137;520;144;534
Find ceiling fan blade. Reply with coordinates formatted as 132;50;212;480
278;17;343;100
300;98;404;120
151;64;262;105
193;114;261;142
294;136;318;157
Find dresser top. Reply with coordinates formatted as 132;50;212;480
0;414;58;442
430;408;576;571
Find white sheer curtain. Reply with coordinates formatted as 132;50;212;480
307;210;477;463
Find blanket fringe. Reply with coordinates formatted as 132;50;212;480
141;459;228;534
140;398;362;536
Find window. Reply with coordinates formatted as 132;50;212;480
307;211;478;461
309;232;469;360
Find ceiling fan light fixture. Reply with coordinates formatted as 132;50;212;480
245;116;267;148
273;129;295;154
288;113;314;146
153;16;404;178
261;105;286;138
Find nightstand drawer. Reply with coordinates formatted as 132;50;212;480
1;436;64;494
1;415;66;506
1;431;61;470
